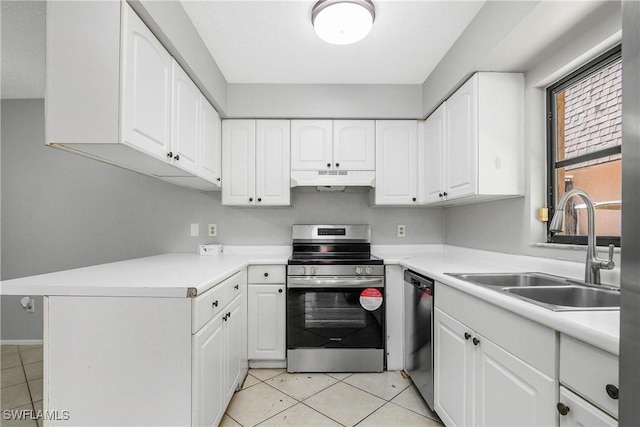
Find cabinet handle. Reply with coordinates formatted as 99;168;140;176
606;384;619;400
174;154;180;161
443;191;448;197
234;284;239;290
212;300;219;308
257;197;262;202
335;163;340;168
327;163;331;168
412;197;417;202
439;193;443;198
464;332;471;340
556;402;570;416
227;311;231;318
167;151;173;159
249;197;253;202
264;272;269;277
217;177;221;182
278;288;283;293
472;337;480;346
223;314;228;321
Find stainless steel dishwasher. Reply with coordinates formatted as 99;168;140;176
404;270;434;410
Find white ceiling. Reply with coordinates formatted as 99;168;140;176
181;0;486;85
1;0;45;99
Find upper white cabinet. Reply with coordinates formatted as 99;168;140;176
291;120;375;171
374;120;419;205
199;97;222;185
222;120;290;207
46;1;221;192
121;4;172;162
169;61;201;175
425;72;524;205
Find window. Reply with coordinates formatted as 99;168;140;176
547;45;622;246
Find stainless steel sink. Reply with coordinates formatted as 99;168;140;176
447;272;620;311
503;285;620;310
448;272;568;288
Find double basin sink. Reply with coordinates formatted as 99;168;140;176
447;272;620;311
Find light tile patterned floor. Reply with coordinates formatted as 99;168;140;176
1;346;443;427
225;369;443;427
1;345;44;427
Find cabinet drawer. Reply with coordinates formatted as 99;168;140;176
192;271;243;333
559;386;618;426
560;334;619;418
248;265;285;284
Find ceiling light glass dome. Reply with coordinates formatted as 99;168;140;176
312;0;376;45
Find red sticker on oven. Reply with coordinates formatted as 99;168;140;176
360;288;383;311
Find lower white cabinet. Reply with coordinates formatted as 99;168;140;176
44;270;248;427
434;284;556;427
247;265;286;366
558;334;619;425
558;386;618;427
193;271;247;426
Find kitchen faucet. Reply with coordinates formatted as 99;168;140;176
549;188;615;285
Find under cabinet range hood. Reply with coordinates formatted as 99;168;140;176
290;170;376;188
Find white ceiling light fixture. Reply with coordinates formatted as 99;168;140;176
312;0;376;46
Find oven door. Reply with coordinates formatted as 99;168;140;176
286;276;385;350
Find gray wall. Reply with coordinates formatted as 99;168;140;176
0;99;445;340
444;2;622;263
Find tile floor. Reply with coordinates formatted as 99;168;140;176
1;345;44;427
224;369;443;427
1;345;442;427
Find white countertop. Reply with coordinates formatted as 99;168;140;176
0;247;290;298
1;244;619;355
374;245;620;356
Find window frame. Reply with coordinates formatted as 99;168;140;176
546;44;622;247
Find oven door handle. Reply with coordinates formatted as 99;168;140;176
287;277;384;288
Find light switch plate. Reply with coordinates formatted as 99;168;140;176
190;224;199;237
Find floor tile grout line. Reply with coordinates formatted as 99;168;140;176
297;401;347;427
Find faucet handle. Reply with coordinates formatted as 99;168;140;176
599;244;616;270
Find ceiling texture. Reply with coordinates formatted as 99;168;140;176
181;0;485;85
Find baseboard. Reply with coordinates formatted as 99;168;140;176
249;360;286;369
0;339;44;346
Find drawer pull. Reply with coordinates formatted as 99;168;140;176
212;300;219;308
223;314;228;321
264;272;269;277
464;332;471;340
557;402;570;416
227;311;231;319
234;284;239;290
472;337;480;346
606;384;619;400
278;289;283;293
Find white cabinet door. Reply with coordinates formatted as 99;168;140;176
192;314;225;427
224;295;244;404
256;120;290;206
291;120;333;171
248;285;286;360
434;308;474;427
475;333;556;427
121;4;172;161
375;120;418;205
333;120;375;170
559;387;618;427
424;104;446;204
445;74;478;200
200;96;221;186
222;120;256;206
170;60;200;175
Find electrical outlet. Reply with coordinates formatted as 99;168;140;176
208;224;217;237
190;224;200;237
397;225;406;238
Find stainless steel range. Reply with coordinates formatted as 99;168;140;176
286;225;385;373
